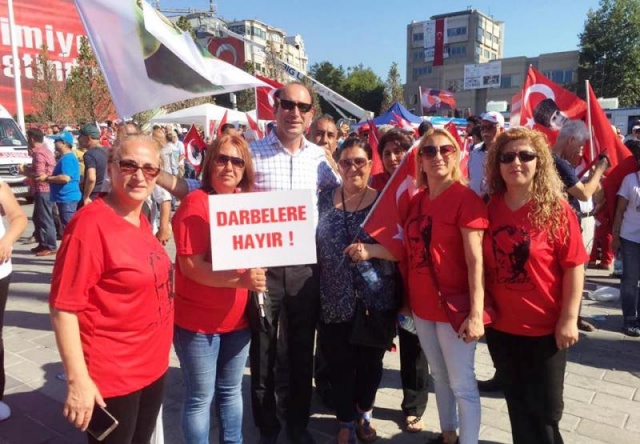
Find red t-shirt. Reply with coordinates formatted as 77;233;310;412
49;199;174;398
404;183;489;322
483;195;589;336
171;189;248;334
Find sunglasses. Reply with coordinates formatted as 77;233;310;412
116;159;161;179
338;157;369;170
278;98;313;113
419;144;456;159
481;123;497;131
499;151;538;164
215;154;246;169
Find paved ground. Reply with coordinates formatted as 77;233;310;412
1;203;639;443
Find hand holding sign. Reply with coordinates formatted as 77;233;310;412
240;268;268;292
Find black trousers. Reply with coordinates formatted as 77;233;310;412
248;265;319;436
0;274;11;400
87;373;165;444
486;328;566;444
398;327;429;417
319;322;386;423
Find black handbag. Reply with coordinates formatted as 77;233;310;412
349;292;397;350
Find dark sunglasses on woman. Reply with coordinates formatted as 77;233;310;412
419;144;456;159
116;159;161;179
499;151;538;164
215;154;246;168
338;157;368;169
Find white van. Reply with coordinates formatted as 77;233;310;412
0;105;31;199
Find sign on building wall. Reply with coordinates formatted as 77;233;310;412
463;61;502;90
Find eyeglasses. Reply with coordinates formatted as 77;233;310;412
382;148;407;158
215;154;246;169
481;123;497;131
419;144;456;159
116;159;161;179
278;98;313;113
338;157;369;170
499;151;538;164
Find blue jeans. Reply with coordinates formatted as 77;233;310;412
33;192;56;250
56;201;78;233
174;326;250;444
620;238;640;323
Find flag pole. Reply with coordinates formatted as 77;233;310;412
7;0;24;132
585;79;595;161
418;86;423;116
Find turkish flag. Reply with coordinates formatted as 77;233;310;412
444;121;468;178
419;87;456;113
433;18;445;67
520;66;586;147
246;112;264;140
363;145;420;260
255;74;283;121
183;125;207;175
217;110;229;137
366;120;384;175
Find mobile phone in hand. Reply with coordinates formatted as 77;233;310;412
87;405;119;441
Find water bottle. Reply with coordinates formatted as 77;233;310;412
398;314;417;335
358;261;383;292
613;251;623;278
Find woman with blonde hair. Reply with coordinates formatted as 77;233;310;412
483;127;588;444
405;128;487;444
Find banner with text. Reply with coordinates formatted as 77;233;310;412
463;61;502;90
208;190;317;271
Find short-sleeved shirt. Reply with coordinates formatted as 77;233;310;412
171;189;249;334
83;146;109;197
483;195;588;336
617;171;640;243
50;152;81;203
49;199;174;398
316;188;398;323
404;183;489;322
553;154;580;212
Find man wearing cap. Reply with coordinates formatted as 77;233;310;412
468;111;504;197
25;128;57;256
79;124;109;207
37;131;81;232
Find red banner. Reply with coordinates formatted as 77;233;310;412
433;18;445;67
206;36;245;69
0;0;86;115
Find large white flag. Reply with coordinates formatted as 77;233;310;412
74;0;267;117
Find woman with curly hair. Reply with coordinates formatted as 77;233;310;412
483;127;588;444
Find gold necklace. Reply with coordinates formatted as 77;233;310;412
341;186;368;212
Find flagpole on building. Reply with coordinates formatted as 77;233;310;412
7;0;25;132
585;79;595;161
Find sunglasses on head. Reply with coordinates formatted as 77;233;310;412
116;159;161;179
215;154;246;169
481;123;497;131
419;144;456;159
278;98;313;113
499;151;538;164
338;157;368;170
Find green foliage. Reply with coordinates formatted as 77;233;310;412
31;45;70;123
578;0;640;106
380;62;404;114
236;61;256;112
65;37;116;122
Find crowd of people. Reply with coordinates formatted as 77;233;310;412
0;81;636;444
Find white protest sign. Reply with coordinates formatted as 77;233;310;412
208;190;317;271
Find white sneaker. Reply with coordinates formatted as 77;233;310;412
0;401;10;421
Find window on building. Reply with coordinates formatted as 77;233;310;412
412;66;432;80
413;49;424;62
229;25;246;35
493;35;499;45
413;32;424;42
490;53;497;60
477;27;484;42
484;49;490;59
449;46;467;57
447;26;467;37
500;75;512;88
544;69;574;84
251;26;266;39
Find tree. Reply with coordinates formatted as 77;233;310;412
235;61;257;112
379;62;404;114
66;37;116;122
341;64;385;116
309;61;345;118
578;0;640;105
31;45;71;123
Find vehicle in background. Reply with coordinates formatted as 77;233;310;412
0;105;31;200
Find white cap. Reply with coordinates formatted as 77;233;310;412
481;111;505;127
632;125;640;132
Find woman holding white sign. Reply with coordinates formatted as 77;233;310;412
316;137;400;444
171;134;267;444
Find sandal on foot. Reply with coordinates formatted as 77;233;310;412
355;411;377;442
404;415;423;433
337;422;356;444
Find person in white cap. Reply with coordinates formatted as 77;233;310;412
468;111;504;198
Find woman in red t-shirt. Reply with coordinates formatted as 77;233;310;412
405;128;488;444
50;134;174;443
171;135;266;444
483;127;588;444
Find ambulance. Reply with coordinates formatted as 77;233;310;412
0;105;31;199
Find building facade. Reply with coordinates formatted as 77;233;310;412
404;8;579;116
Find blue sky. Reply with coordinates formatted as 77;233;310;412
158;0;601;81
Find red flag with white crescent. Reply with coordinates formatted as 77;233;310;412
255;74;283;121
217;110;229;137
183;125;207;175
246;112;264;139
